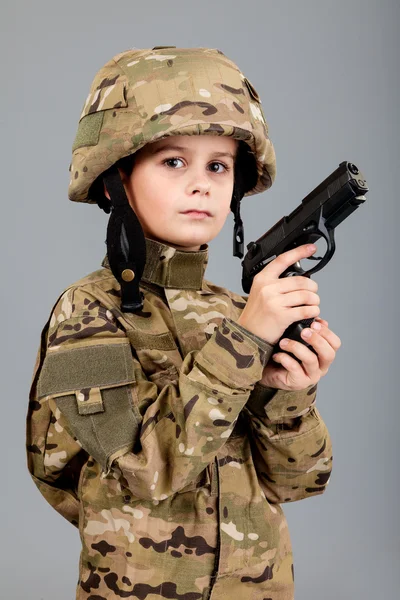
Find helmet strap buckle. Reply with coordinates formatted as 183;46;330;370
231;191;244;259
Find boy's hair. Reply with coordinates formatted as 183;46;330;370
90;140;258;215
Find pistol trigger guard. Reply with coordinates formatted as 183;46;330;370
301;207;336;277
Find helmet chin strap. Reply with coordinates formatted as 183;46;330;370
230;140;256;260
103;166;146;313
230;182;245;259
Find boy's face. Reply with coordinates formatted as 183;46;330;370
119;135;238;251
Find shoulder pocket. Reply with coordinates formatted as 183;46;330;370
125;327;182;390
38;341;139;472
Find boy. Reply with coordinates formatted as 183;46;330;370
27;46;340;600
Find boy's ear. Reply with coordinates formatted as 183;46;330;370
103;168;128;201
103;180;111;200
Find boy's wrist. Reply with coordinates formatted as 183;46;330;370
230;318;274;355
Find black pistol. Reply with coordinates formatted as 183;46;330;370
241;161;368;361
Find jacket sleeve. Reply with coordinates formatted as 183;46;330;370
27;286;275;507
232;293;333;503
26;294;88;526
242;381;333;503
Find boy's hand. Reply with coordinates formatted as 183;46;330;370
259;318;341;391
237;244;321;345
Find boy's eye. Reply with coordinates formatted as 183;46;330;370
162;158;229;173
164;158;184;168
208;161;228;174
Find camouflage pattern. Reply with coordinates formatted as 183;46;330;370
68;46;277;204
27;238;332;600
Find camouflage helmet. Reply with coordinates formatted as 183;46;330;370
68;46;276;203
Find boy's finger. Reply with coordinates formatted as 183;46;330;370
313;317;328;328
260;244;317;280
313;326;341;351
272;351;305;376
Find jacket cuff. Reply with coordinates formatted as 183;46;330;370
227;319;275;355
195;317;274;390
247;382;318;421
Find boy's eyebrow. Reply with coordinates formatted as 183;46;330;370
150;144;236;160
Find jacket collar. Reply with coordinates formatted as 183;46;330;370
101;237;209;290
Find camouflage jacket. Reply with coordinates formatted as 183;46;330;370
26;237;332;600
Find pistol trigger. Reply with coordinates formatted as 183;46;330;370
284;260;307;277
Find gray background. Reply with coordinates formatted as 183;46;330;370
2;0;399;598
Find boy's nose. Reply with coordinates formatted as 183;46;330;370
191;182;211;195
186;173;211;195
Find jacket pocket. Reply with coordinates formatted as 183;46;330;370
38;341;140;473
126;327;182;388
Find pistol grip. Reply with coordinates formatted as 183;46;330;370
272;319;318;363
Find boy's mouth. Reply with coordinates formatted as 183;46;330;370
181;209;211;217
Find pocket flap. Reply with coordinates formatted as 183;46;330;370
38;341;135;402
